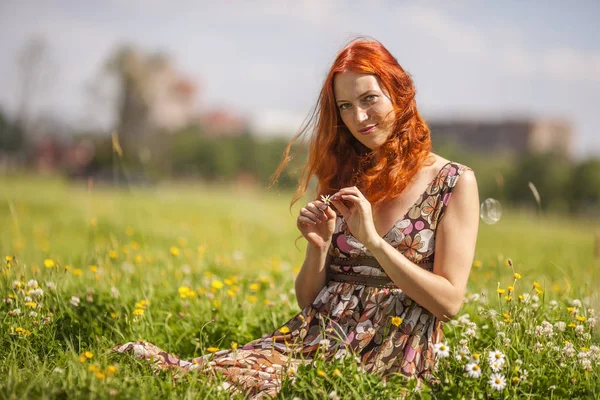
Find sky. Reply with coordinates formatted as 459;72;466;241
0;0;599;157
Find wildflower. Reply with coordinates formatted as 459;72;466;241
465;363;482;378
84;351;93;359
132;309;144;316
490;361;504;372
207;347;219;353
70;296;80;307
572;299;582;307
105;365;117;375
588;317;597;328
504;296;512;302
496;288;506;295
248;296;257;303
333;368;342;377
95;372;105;380
249;283;260;292
25;301;37;308
391;316;403;327
455;346;470;361
507;286;514;292
170;247;179;256
434;342;450;358
44;259;55;268
109;250;118;260
231;342;238;351
488;350;506;365
513;272;521;280
319;339;331;349
469;353;481;363
73;269;82;276
320;194;331;206
533;281;541;289
473;260;482;268
89;265;98;273
328;390;340;400
488;373;507;391
279;326;290;334
535;287;543;295
9;308;21;316
576;316;586;322
317;369;326;377
568;322;576;328
211;280;224;289
27;280;38;288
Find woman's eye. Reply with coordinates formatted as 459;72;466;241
365;95;376;102
339;103;351;110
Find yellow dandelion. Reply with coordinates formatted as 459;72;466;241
15;327;24;333
73;268;83;276
248;296;257;303
84;351;94;359
231;342;238;351
472;260;482;268
568;307;576;313
535;287;543;295
249;283;260;292
280;326;290;334
391;316;403;326
88;364;99;373
109;250;118;260
504;296;512;302
568;323;576;328
333;368;342;377
211;280;224;289
135;255;143;264
507;286;514;292
512;377;520;384
44;259;55;268
227;290;235;297
79;354;87;363
496;288;506;295
317;369;326;377
576;316;586;322
95;372;105;380
132;309;144;316
518;295;525;302
207;346;219;353
513;272;522;280
110;312;117;319
89;265;98;273
503;313;511;319
224;279;233;286
170;247;180;256
105;365;117;375
25;301;37;308
533;281;541;289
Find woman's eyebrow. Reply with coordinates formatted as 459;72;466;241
335;90;377;104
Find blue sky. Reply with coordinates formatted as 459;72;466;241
0;0;599;157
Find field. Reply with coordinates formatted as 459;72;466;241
1;175;599;399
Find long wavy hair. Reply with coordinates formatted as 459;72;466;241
270;38;433;210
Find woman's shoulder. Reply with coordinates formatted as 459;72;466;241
428;153;471;174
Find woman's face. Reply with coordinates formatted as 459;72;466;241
333;71;396;151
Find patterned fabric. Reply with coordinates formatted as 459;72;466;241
113;161;472;399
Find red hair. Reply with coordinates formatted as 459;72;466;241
270;38;432;209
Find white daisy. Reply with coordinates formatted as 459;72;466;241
488;350;505;365
488;373;507;391
320;194;331;206
434;342;450;358
465;362;482;378
490;360;504;372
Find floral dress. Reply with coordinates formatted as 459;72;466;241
113;161;472;399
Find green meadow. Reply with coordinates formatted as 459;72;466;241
1;175;599;399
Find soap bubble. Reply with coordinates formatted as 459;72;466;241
480;198;502;224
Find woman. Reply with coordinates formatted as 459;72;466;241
113;38;479;398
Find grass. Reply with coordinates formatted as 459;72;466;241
1;174;599;399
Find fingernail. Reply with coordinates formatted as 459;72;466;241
319;204;328;210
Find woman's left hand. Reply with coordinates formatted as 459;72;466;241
330;186;380;248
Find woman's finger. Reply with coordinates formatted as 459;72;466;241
330;197;350;217
298;215;316;226
299;207;320;224
339;194;361;204
306;202;328;221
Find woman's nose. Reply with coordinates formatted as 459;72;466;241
356;106;369;123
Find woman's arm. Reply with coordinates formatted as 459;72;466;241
294;243;332;309
366;170;480;321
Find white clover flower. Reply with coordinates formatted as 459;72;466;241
27;279;38;288
24;296;32;302
534;342;544;353
488;373;507;391
110;287;120;299
11;308;21;316
30;288;44;298
519;369;529;381
583;333;591;341
29;311;38;318
328;390;340;400
12;280;21;289
572;299;582;307
70;296;80;307
549;300;558;309
216;381;232;392
464;328;476;338
531;295;540;303
575;325;585;335
536;321;554;337
434;342;450;358
587;317;597;328
465;362;482;378
554;321;566;332
318;339;331;349
580;359;592;371
563;342;576;357
497;331;506;339
458;314;471;324
488;350;506;365
503;338;511;348
45;282;57;290
459;338;468;346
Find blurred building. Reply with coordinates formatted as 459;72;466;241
428;118;573;157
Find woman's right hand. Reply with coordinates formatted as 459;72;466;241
296;199;337;249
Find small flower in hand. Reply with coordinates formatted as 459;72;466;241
320;194;331;206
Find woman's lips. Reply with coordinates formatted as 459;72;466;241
359;124;377;135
